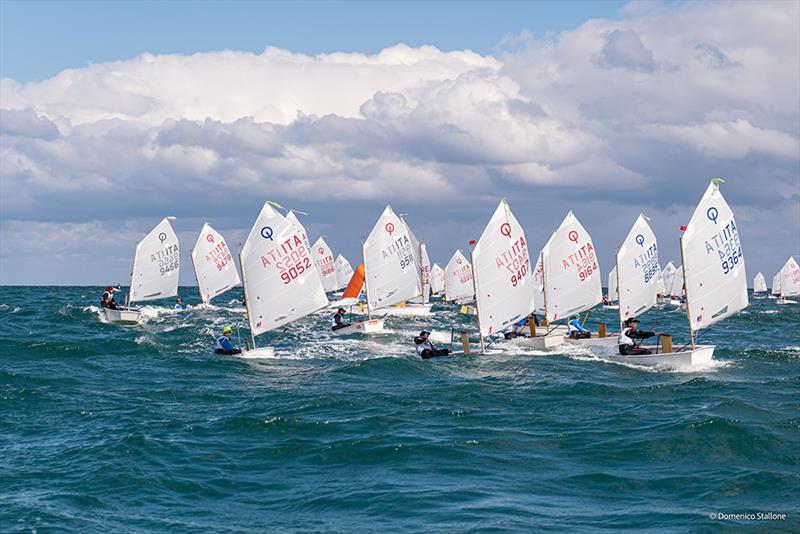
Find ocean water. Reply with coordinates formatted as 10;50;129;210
1;286;797;532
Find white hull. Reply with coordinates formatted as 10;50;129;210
768;295;778;299
101;307;141;325
384;304;433;316
515;334;564;350
566;334;618;347
777;298;797;305
236;347;276;359
604;345;715;368
332;318;386;335
602;304;619;310
668;298;683;306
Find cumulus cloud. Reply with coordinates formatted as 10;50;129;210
1;1;798;284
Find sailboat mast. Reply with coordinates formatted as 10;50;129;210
616;251;623;330
128;241;138;308
469;245;485;353
678;233;695;350
362;239;372;320
238;249;256;349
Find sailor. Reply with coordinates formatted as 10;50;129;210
214;326;242;355
504;317;529;339
617;317;663;355
331;307;350;331
568;314;591;339
174;298;186;310
414;330;451;359
101;286;119;309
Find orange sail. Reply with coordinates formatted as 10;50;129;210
342;263;365;298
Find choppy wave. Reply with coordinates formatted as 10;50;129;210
1;286;798;532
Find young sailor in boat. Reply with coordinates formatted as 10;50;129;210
568;315;591;339
503;314;539;339
617;317;664;355
101;286;119;309
414;330;452;359
214;326;242;355
174;298;186;310
331;308;350;331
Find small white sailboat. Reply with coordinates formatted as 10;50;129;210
777;257;799;304
334;255;354;291
769;272;781;299
238;202;329;358
667;266;685;306
539;211;607;348
445;250;474;303
386;216;433;316
469;200;536;352
604;266;619;309
752;272;767;295
333;206;420;334
658;261;677;303
430;263;445;296
311;237;339;293
191;222;241;304
610;179;748;367
103;217;180;325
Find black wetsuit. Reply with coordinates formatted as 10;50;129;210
618;328;657;355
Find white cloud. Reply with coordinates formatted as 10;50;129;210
1;1;798;283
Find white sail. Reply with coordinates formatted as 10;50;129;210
335;255;354;290
130;217;180;303
771;272;782;296
430;263;445;295
607;266;618;303
472;200;535;337
533;251;545;313
753;272;767;293
661;262;677;296
311;237;338;292
654;268;666;295
363;205;421;312
445;250;474;302
670;267;684;298
191;222;241;303
541;211;602;322
241;203;328;336
419;244;431;304
682;180;748;331
779;257;800;297
617;214;660;322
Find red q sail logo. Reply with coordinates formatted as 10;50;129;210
568;230;579;243
318;247;325;255
456;259;462;265
500;223;512;238
206;234;215;243
385;222;395;236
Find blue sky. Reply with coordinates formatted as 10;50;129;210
1;0;627;81
0;0;797;285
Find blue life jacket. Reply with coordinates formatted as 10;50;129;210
215;335;234;352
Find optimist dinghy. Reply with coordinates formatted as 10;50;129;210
604;267;619;309
469;200;537;352
538;211;606;348
191;222;240;304
430;263;445;296
237;202;329;358
385;215;433;316
777;257;800;304
752;272;767;295
658;262;677;303
445;250;474;304
103;217;180;325
606;179;749;367
769;273;781;299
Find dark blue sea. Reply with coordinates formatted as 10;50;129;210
1;286;798;532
